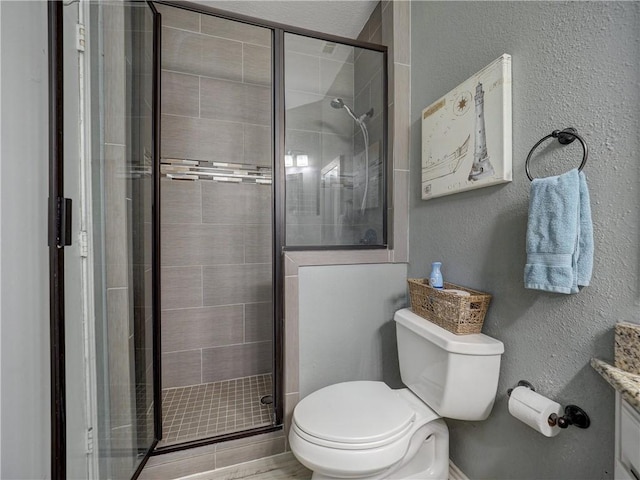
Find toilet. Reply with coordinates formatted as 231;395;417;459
289;308;504;479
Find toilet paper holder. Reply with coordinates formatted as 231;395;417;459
507;380;590;429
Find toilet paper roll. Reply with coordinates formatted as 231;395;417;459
508;386;563;437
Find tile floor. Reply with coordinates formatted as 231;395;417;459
161;374;273;446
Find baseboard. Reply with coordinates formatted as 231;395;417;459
449;460;470;480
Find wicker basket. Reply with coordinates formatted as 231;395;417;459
407;279;491;335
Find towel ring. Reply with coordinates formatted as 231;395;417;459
525;128;588;181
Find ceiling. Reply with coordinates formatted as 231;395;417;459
194;1;380;39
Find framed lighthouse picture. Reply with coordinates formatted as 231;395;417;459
421;54;512;200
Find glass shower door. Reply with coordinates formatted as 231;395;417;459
156;3;275;447
87;1;158;477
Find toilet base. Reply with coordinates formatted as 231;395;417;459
306;418;449;480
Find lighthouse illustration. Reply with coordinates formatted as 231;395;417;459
468;82;495;181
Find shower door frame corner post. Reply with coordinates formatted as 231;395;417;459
48;1;67;478
148;0;164;445
273;26;286;429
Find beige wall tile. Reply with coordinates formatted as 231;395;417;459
161;350;202;388
245;224;272;264
354;49;383;99
160;178;202;224
245;302;273;343
200;15;271;46
201;182;271;225
368;2;383;39
392;169;409;263
162;27;201;74
103;4;126;145
320;59;354;99
104;144;129;288
243;44;271;86
215;430;284;452
161;224;244;266
161;266;203;310
369;22;382;45
200;77;270;126
161;114;244;163
284;392;299;448
284;90;323;133
161;305;244;352
107;288;133;429
155;4;200;33
201;34;243;81
109;425;136;479
139;450;215;479
243;123;272;167
284;275;299;394
382;2;394;62
215;437;286;469
162;27;243;82
285;52;320;94
393;0;410;65
393;63;410;171
284;254;298;276
203;263;272;306
202;341;272;382
161;70;199;117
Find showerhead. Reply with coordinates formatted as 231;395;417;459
330;98;345;109
330;97;359;122
330;98;373;124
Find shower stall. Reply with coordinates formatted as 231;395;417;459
54;1;386;477
154;2;387;450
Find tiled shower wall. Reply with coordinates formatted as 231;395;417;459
158;4;273;389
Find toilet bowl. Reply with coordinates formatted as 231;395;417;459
289;308;504;480
289;381;449;479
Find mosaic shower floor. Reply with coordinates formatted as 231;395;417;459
160;374;273;446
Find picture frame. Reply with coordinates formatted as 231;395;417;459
421;54;512;200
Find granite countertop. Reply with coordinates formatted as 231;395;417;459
592;321;640;411
591;358;640;410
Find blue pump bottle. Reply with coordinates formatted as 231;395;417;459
429;262;443;288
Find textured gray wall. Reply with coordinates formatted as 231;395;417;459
409;2;639;479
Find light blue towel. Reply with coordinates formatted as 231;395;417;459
524;168;593;294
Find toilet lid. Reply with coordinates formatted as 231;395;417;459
293;381;415;445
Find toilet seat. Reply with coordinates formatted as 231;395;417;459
290;382;445;479
292;381;416;449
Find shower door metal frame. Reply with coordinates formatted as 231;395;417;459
48;2;67;477
150;0;388;455
48;1;162;478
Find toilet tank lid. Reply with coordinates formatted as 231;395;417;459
394;308;504;355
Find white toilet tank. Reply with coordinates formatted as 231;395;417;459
394;308;504;421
